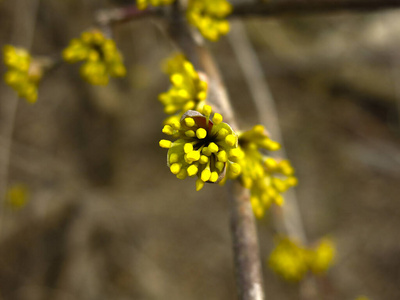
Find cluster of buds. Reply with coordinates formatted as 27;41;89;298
268;236;336;281
236;125;298;218
63;30;126;85
187;0;232;41
3;45;42;103
136;0;175;10
136;0;232;42
158;54;298;219
160;105;242;191
159;54;207;118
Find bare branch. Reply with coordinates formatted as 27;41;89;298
230;182;265;300
232;0;400;17
228;20;307;243
94;5;160;27
228;20;318;300
94;0;400;28
92;0;400;33
164;3;265;299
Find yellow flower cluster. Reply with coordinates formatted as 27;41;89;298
159;54;207;120
63;30;126;85
235;125;297;218
158;55;297;216
187;0;232;41
159;105;242;191
137;0;232;41
3;45;41;103
268;236;336;282
269;237;309;282
6;184;29;209
136;0;175;10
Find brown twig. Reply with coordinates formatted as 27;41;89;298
94;5;161;27
231;0;400;17
93;0;400;29
228;20;307;243
230;181;265;300
199;46;265;299
227;20;320;300
164;2;265;299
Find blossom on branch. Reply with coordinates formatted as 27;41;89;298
308;237;336;275
159;54;208;119
234;125;298;218
159;105;241;191
269;237;309;281
3;45;42;103
187;0;232;41
268;236;336;281
63;30;126;85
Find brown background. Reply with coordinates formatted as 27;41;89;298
0;0;399;299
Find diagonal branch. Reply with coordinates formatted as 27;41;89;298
228;20;320;300
94;5;161;27
227;20;307;244
164;2;265;299
230;181;265;300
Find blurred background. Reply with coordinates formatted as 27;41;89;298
0;0;400;299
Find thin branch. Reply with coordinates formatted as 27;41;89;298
93;0;400;30
94;5;161;27
199;45;265;299
164;3;265;299
228;20;307;243
197;46;236;126
228;20;319;300
230;181;265;300
231;0;400;17
196;45;265;300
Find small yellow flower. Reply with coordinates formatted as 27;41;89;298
268;237;309;282
308;238;336;274
159;105;241;190
159;54;208;118
268;236;336;282
234;125;297;218
3;45;41;103
6;184;29;209
187;0;232;41
63;29;126;85
136;0;175;10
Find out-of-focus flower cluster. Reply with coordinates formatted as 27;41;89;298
136;0;175;10
6;184;29;210
3;45;42;103
159;54;208;122
160;105;241;191
63;30;126;85
187;0;232;41
268;236;336;281
232;125;298;218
